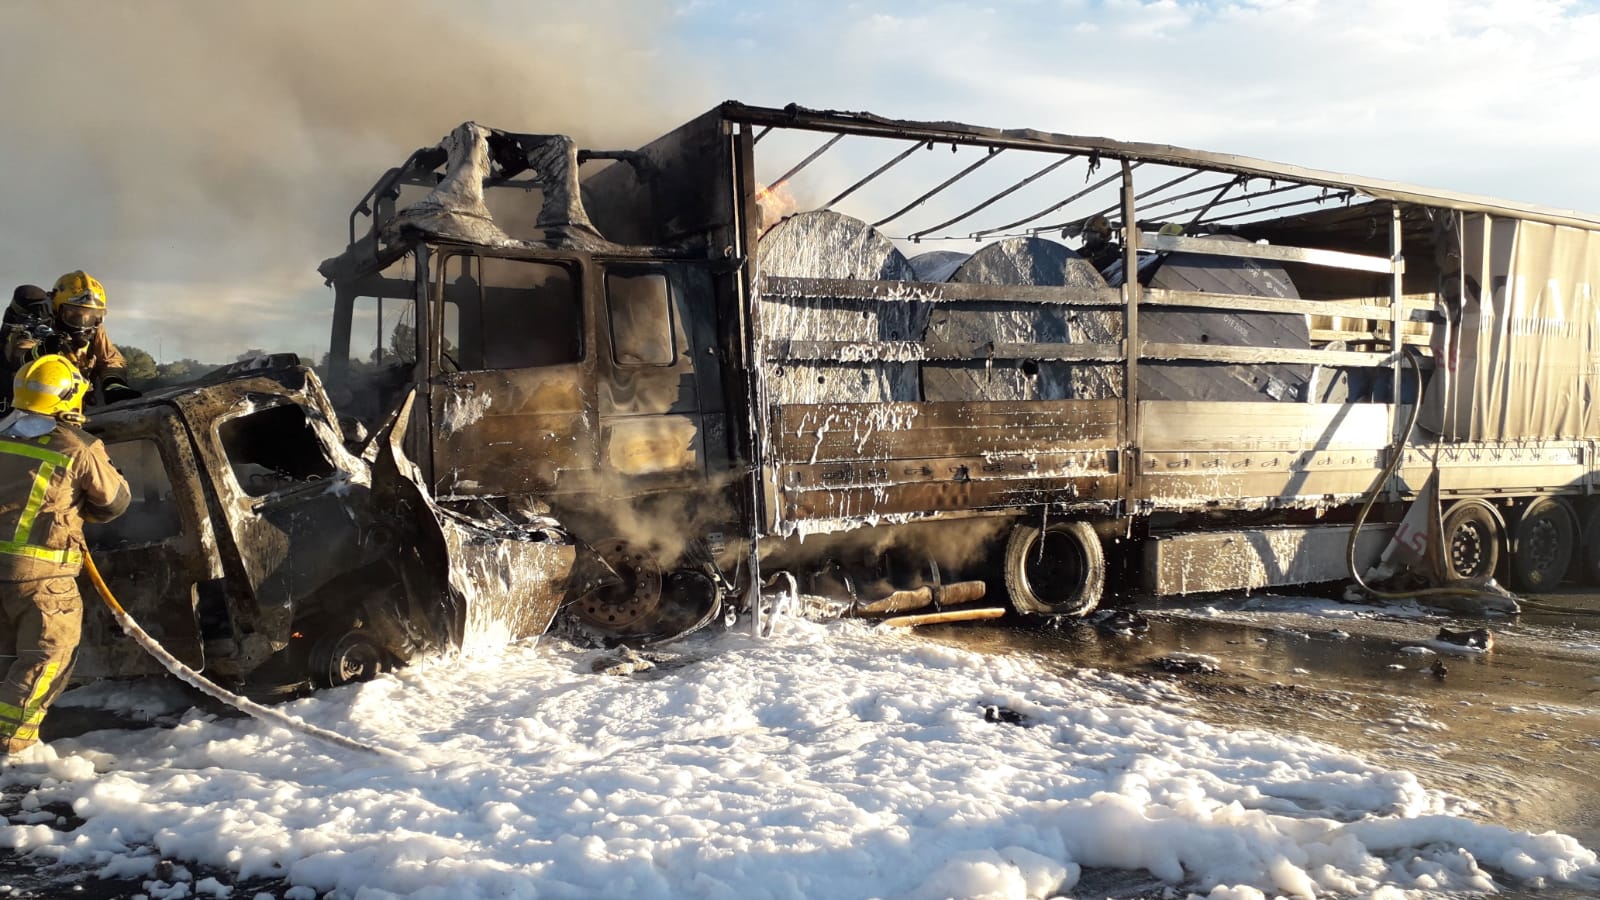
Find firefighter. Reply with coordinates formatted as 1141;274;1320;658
1076;214;1122;273
0;286;53;412
4;272;140;405
0;354;129;754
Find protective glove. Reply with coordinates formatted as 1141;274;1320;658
101;378;143;403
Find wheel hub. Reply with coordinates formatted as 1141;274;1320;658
574;539;664;632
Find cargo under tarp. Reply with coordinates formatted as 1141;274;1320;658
1425;215;1600;441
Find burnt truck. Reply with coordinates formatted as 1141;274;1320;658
309;101;1600;642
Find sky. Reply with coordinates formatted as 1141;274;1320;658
3;613;1596;899
3;0;1600;361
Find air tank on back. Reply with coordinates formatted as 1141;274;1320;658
757;210;921;405
922;237;1122;402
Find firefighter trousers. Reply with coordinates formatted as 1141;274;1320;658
0;576;81;753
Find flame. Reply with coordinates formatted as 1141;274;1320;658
754;181;798;233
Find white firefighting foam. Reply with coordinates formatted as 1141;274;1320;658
2;619;1595;899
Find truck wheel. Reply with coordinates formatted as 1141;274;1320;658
1004;520;1103;617
1507;497;1576;592
1440;500;1501;585
310;629;387;688
1580;502;1600;586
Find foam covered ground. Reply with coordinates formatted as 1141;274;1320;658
3;618;1596;899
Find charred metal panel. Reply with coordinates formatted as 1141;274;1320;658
778;455;1118;525
582;107;732;246
441;512;576;649
80;411;221;679
770;400;1121;532
190;376;380;652
374;393;576;650
774;399;1121;463
1137;450;1388;511
1143;525;1394;595
429;368;597;496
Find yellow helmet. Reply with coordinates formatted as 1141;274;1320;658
50;270;108;338
12;354;89;422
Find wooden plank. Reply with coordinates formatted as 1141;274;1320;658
771;399;1121;463
1142;232;1396;274
1143;287;1435;323
760;275;1122;307
881;608;1007;627
1310;329;1434;346
1140;341;1396;367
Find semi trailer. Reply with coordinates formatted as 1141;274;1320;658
308;101;1600;644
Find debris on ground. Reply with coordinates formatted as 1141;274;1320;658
1090;609;1150;635
1150;653;1220;675
589;646;657;676
981;705;1031;727
1435;626;1494;652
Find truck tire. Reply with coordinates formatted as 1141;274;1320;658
1507;497;1576;592
1004;520;1103;617
310;628;387;688
1581;502;1600;586
1440;500;1501;586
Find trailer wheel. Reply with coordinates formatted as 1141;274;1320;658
1580;502;1600;586
1004;520;1103;617
1507;497;1576;592
1439;500;1502;585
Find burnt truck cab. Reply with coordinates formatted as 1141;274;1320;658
320;122;742;643
75;356;554;690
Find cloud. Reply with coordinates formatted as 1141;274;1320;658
678;0;1600;212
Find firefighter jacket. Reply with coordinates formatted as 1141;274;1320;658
4;326;127;387
0;413;130;582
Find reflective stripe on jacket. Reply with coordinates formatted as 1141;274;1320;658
0;420;128;580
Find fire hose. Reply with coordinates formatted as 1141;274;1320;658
82;552;404;759
1345;351;1600;617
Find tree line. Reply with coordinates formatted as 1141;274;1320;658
115;346;317;391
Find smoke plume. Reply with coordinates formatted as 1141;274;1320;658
0;1;704;359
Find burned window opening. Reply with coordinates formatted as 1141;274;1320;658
86;439;182;547
440;254;582;370
219;404;337;498
606;270;675;366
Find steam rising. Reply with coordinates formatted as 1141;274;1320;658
0;2;700;359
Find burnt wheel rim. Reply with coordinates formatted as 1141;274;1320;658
1024;530;1089;608
576;539;663;632
1449;520;1490;580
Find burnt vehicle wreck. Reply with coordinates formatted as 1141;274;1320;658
76;356;573;691
78;101;1600;691
316;103;1600;636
